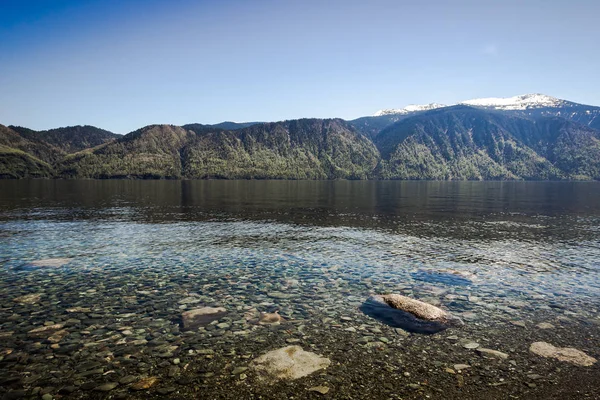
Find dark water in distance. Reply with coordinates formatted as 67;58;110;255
2;180;599;230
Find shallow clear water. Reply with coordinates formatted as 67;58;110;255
1;180;599;399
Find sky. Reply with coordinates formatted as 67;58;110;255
1;0;599;133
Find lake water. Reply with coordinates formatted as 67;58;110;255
1;180;599;399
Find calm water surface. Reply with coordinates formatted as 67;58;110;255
1;180;599;399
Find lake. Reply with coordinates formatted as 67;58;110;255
1;180;599;399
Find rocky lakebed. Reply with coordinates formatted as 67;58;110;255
1;214;600;399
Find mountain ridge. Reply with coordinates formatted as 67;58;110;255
2;94;600;180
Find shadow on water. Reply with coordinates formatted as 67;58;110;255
359;297;448;334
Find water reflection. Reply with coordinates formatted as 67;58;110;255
1;180;599;242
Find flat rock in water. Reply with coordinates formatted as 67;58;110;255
181;307;227;330
48;329;69;343
28;324;65;338
258;312;284;325
529;342;596;367
13;293;42;304
94;382;118;392
267;292;292;299
536;322;555;329
359;294;462;334
476;348;509;359
29;258;73;268
309;386;330;394
251;345;330;381
130;376;159;390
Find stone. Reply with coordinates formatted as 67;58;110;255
529;342;596;367
42;394;53;400
28;324;65;338
251;346;331;381
181;307;227;330
510;320;527;328
267;292;292;299
536;322;555;329
29;258;72;268
453;364;470;371
66;307;91;313
232;367;248;375
48;329;69;344
130;377;159;390
119;376;138;384
462;342;480;349
476;348;509;359
13;293;42;304
360;294;462;334
258;312;284;325
381;294;448;321
178;297;201;304
309;386;330;394
94;382;118;391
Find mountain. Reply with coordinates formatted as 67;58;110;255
59;119;380;179
374;106;600;180
9;125;119;153
182;121;260;132
0;125;56;178
460;94;600;131
209;121;261;130
369;94;600;133
374;103;447;116
2;93;600;181
460;94;566;110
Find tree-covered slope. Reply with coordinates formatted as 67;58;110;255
2;109;600;180
58;119;380;179
0;125;57;178
374;106;600;180
59;125;195;178
10;125;119;153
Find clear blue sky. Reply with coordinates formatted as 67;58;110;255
1;0;598;133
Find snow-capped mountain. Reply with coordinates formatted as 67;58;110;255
374;103;446;116
460;94;567;110
361;94;600;137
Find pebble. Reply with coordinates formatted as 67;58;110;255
453;364;470;371
536;322;555;329
476;348;509;359
94;382;118;392
308;386;330;394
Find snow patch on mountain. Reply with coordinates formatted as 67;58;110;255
460;94;566;110
374;103;446;116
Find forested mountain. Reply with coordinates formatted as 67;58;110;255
0;125;58;178
374;106;600;180
2;95;600;180
59;119;380;179
9;125;119;153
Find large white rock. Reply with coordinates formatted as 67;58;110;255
251;346;330;381
529;342;596;367
379;294;450;322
